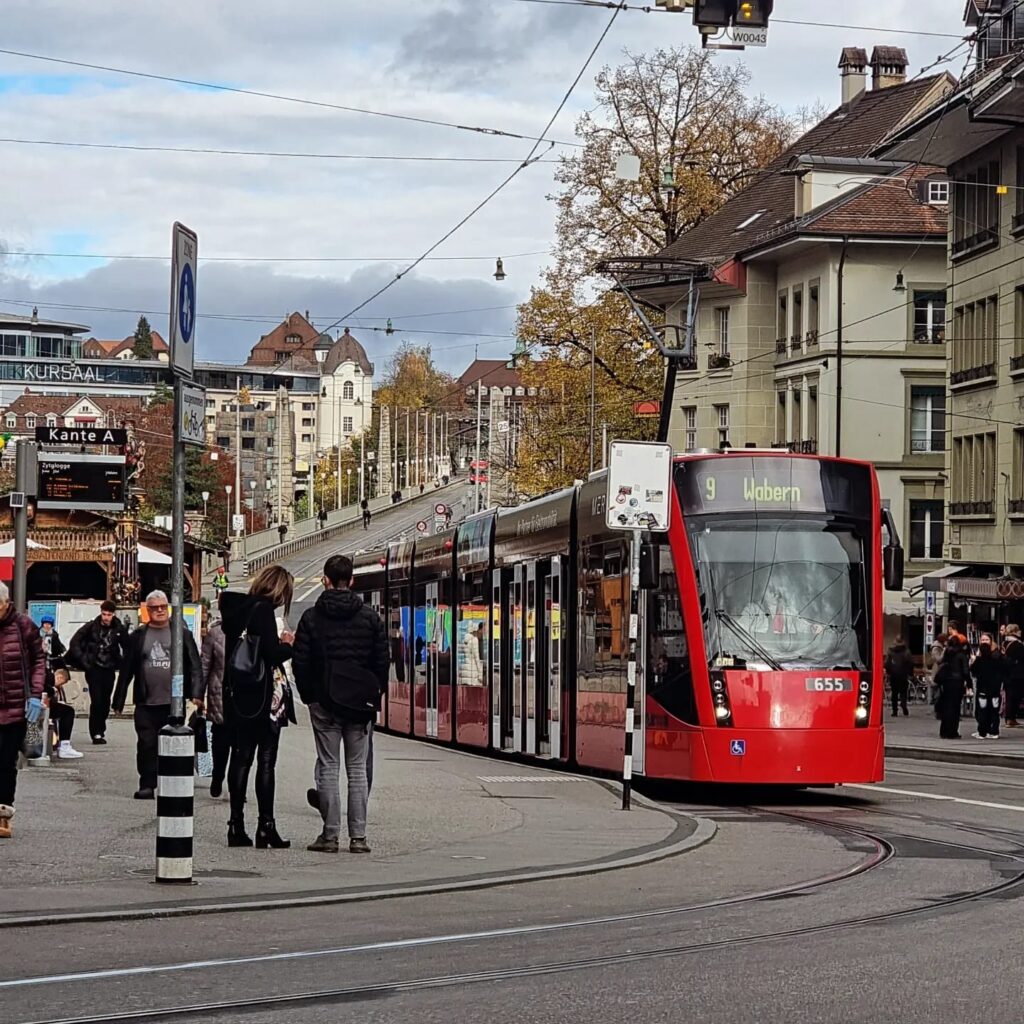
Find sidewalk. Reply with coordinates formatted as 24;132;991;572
1;712;707;926
885;707;1024;769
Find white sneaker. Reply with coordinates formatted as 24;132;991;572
988;734;1000;740
56;742;83;759
971;731;984;739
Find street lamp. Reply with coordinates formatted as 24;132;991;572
224;484;233;539
347;467;352;505
313;332;334;480
201;490;210;518
248;480;256;533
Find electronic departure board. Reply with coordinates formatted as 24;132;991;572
676;456;873;520
37;454;126;511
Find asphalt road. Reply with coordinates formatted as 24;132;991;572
5;757;1024;1023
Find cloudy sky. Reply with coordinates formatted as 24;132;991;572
0;0;965;372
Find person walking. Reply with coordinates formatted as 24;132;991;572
200;616;230;798
885;637;914;717
462;621;484;686
0;582;46;838
1002;624;1024;727
971;633;1006;740
360;497;371;530
112;591;204;800
293;554;389;854
70;600;128;745
219;566;295;849
934;637;968;740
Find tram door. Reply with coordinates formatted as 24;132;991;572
510;565;526;752
542;558;563;759
524;562;540;753
425;582;440;738
492;568;511;750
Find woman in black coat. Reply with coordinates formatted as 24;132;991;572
219;566;295;849
935;638;968;740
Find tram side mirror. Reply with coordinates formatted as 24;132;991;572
883;544;904;592
639;542;659;591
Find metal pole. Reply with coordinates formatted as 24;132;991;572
621;528;641;811
405;410;410;490
475;380;482;513
12;441;35;612
276;388;284;527
234;375;241;542
589;324;596;474
602;423;608;470
336;392;342;511
360;430;365;501
836;236;848;457
169;378;186;725
414;410;419;488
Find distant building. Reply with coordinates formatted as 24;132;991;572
82;331;170;363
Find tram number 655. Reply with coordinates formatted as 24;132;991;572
805;677;853;692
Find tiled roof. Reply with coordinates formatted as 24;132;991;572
1;392;148;426
871;46;909;67
323;328;373;375
456;359;523;389
83;331;169;358
839;47;868;68
246;311;320;366
656;74;953;267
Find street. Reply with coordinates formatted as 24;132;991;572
3;756;1024;1023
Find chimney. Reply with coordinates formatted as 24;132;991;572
839;47;868;105
870;46;908;91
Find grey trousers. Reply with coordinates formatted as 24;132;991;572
309;704;371;841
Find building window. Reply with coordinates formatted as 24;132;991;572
45;415;56;427
206;399;215;409
286;333;302;344
682;407;696;452
714;404;729;448
216;435;230;449
735;209;766;231
808;386;817;446
1016;145;1024;230
951;295;998;384
715;308;729;356
1014;287;1024;367
5;415;15;429
1012;429;1024;513
910;386;946;453
776;390;787;444
913;290;946;343
807;281;820;344
301;417;313;427
776;291;788;351
301;433;312;443
791;285;803;348
343;416;353;433
909;500;944;560
25;415;35;429
951;431;997;516
342;381;354;400
266;437;274;451
301;402;314;411
926;180;950;205
241;417;255;431
241;437;256;450
952;160;1000;257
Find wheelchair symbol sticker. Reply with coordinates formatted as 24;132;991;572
730;739;746;756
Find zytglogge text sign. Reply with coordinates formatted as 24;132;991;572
169;222;198;377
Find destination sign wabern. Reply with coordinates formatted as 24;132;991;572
35;426;128;446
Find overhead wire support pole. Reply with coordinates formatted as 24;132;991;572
589;324;596;474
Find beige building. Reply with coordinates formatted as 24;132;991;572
628;49;953;623
879;2;1024;615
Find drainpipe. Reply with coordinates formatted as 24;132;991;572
835;237;849;457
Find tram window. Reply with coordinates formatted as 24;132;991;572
579;540;629;694
458;571;488;686
647;547;697;724
389;591;406;683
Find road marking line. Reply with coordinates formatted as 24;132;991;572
846;782;1024;813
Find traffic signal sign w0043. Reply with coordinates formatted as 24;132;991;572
735;0;772;26
691;0;772;28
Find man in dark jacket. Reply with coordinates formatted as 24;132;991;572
885;638;914;717
1003;624;1024;727
293;554;389;854
971;633;1006;739
112;590;203;799
70;599;128;744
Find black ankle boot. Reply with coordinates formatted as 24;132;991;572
228;818;253;847
256;819;291;849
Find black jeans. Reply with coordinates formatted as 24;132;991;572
890;678;909;714
976;692;1001;737
211;722;231;787
938;686;964;739
0;721;27;805
228;721;281;822
1005;681;1022;723
51;701;75;741
134;704;171;790
86;668;116;738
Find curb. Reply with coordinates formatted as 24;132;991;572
886;744;1024;770
0;809;717;930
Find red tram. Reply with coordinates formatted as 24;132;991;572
353;451;904;784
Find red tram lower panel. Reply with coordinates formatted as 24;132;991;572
387;681;412;736
455;684;489;748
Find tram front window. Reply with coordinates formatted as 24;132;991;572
689;516;868;671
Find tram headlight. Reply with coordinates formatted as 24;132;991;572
854;706;868;721
714;705;731;720
859;681;870;694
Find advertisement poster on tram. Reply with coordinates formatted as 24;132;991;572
456;607;488;686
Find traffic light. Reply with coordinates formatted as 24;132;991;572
691;0;731;27
735;0;773;26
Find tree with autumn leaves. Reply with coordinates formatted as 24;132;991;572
514;45;797;494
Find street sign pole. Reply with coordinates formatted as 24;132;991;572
12;441;36;612
158;222;198;886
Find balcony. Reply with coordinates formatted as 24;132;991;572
950;363;996;387
774;439;818;454
1011;354;1024;374
951;226;998;261
1011;498;1024;515
775;338;788;356
805;330;819;348
950;500;995;517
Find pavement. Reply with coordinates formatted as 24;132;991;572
884;704;1024;768
1;713;704;925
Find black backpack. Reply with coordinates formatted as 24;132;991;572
227;611;267;719
316;608;380;724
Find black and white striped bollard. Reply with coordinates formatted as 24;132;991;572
156;722;194;883
622;528;641;811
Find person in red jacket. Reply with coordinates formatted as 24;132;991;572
0;581;46;839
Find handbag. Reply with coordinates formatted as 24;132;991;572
188;710;209;753
227;609;267;720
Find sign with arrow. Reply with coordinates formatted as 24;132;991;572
169;222;198;377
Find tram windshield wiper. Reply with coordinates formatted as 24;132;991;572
714;609;785;672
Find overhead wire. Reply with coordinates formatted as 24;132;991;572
0;249;548;265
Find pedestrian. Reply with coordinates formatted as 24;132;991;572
0;582;46;838
39;616;65;667
220;546;231;573
111;591;204;800
1003;624;1024;727
200;616;230;798
361;498;371;530
971;632;1005;739
277;523;288;545
293;554;389;854
318;508;328;531
419;482;424;495
70;599;129;745
934;637;968;740
212;567;229;593
461;621;484;685
46;660;82;759
219;565;295;849
885;637;913;717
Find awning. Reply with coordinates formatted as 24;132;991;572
912;565;971;595
0;539;49;557
98;542;172;565
883;599;923;618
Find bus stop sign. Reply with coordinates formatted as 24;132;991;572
606;441;672;532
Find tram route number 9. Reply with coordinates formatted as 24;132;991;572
804;677;853;693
